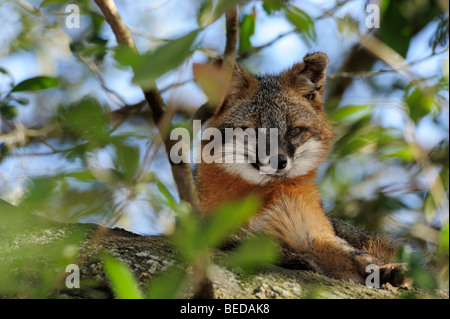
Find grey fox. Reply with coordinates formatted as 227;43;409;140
195;52;406;286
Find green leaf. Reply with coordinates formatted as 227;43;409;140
13;97;29;105
79;42;107;62
62;171;96;182
115;142;140;183
378;0;410;58
135;30;198;87
262;0;285;15
39;0;69;7
152;176;178;209
224;235;279;274
379;145;415;162
55;187;115;221
0;105;19;120
329;105;373;124
379;0;441;58
115;30;199;89
336;14;360;36
22;177;58;209
89;11;105;35
11;76;58;92
406;86;438;123
439;222;449;253
63;143;89;161
0;201;32;232
397;247;438;290
284;5;316;42
0;67;10;75
202;195;261;248
335;129;379;156
102;254;144;299
438;76;449;91
147;268;186;299
114;45;140;67
58;97;109;145
170;207;203;260
239;13;256;54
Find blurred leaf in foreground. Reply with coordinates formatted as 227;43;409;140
284;5;316;43
0;104;19;120
102;253;144;299
396;247;438;291
329;104;373;125
147;267;186;299
114;30;199;89
201;195;261;249
0;204;88;297
193;62;231;107
58;97;110;146
223;235;280;275
239;10;256;54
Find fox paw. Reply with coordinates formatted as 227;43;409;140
379;263;409;287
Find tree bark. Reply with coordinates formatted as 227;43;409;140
0;210;446;299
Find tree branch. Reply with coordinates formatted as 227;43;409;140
190;5;239;300
94;0;136;51
95;1;240;300
94;0;213;299
223;6;239;69
238;29;296;61
95;0;201;216
192;6;239;123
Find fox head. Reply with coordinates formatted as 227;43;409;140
202;52;335;185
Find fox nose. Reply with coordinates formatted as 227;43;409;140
277;154;288;170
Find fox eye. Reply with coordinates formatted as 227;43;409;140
304;93;315;100
288;127;307;138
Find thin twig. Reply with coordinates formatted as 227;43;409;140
0;123;60;146
328;47;449;79
6;147;72;158
146;0;174;12
37;137;58;152
128;26;170;42
238;29;296;61
15;0;130;111
16;0;71;46
328;68;396;79
77;53;128;106
160;78;194;93
403;119;449;225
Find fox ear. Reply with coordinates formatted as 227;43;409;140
281;52;328;110
282;52;328;91
299;52;328;86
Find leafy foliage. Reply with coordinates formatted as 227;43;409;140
115;30;200;89
102;253;144;299
0;0;448;298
